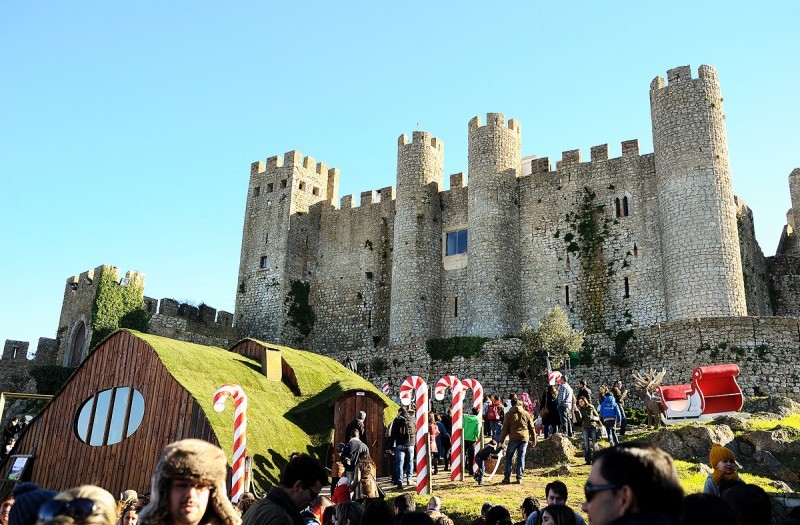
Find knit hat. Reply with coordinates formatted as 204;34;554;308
9;482;57;525
138;439;239;525
709;444;735;468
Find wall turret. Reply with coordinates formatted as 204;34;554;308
389;131;444;344
465;113;522;337
650;65;746;320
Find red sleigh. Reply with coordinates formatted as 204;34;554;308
656;364;744;424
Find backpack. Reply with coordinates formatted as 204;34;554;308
487;403;501;421
600;398;617;421
397;416;415;443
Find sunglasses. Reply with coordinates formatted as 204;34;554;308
584;482;622;502
39;499;99;522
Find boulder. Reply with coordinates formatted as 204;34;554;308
547;464;572;477
742;396;800;417
738;429;791;455
529;433;576;467
647;424;735;461
709;414;750;432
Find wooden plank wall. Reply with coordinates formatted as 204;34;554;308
334;392;388;477
0;331;219;496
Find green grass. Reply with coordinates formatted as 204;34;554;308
130;331;397;492
746;413;800;434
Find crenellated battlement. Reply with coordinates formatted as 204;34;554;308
650;64;719;92
397;131;443;151
468;113;521;134
145;296;234;329
544;140;644;172
250;150;339;184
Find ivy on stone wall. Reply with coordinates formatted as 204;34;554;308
608;328;634;367
562;187;614;333
29;365;75;395
285;280;315;337
89;268;149;349
426;336;488;361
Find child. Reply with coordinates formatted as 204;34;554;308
704;444;744;496
332;476;351;504
474;439;502;486
598;388;621;446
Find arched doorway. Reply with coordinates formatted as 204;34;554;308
69;321;86;367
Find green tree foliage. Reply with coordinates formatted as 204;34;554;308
519;307;584;395
89;267;149;349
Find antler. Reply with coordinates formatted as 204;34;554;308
632;368;666;391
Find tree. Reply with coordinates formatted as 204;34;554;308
519;307;585;398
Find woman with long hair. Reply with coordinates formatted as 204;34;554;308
536;505;575;525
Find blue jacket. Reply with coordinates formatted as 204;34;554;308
598;394;622;423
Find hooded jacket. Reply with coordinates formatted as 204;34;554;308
499;406;536;443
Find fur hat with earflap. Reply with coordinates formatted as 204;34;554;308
138;439;240;525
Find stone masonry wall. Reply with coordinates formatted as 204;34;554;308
145;297;237;349
326;316;800;408
736;197;772;315
0;338;58;394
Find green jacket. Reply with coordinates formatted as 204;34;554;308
462;414;482;442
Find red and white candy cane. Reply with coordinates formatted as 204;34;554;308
434;375;464;481
461;378;484;474
213;384;247;502
399;376;431;495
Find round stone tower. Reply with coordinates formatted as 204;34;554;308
650;65;747;320
465;113;522;337
389;131;444;345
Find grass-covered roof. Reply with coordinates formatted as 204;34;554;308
129;331;396;490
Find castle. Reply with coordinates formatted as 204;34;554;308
235;64;799;353
4;64;800;403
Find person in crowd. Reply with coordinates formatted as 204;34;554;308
577;397;599;464
462;407;482;476
610;380;628;435
428;415;440;475
331;478;350;505
10;482;57;525
1;492;14;525
242;453;327;525
344;412;367;448
577;380;592;406
330;444;345;495
116;492;138;522
484;506;511;525
2;418;22;445
556;376;574;437
352;451;379;502
482;396;492;438
390;408;415;489
597;388;621;446
362;499;393;525
36;486;117;525
392;495;415;525
399;512;434;525
138;439;240;525
236;495;256;519
516;498;538;525
581;441;684;525
704;444;744;496
678;493;737;525
321;507;334;525
721;483;772;525
343;429;369;482
539;385;560;439
520;393;535;415
474;440;502;486
535;505;575;525
332;503;362;525
299;496;332;525
525;482;585;525
425;498;443;520
116;502;137;525
433;517;453;525
486;397;504;442
467;504;493;525
499;399;537;485
434;414;451;472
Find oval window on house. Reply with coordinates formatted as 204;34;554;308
75;387;145;446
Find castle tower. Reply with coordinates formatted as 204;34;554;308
789;168;800;236
650;65;747;320
236;151;339;343
389;132;444;345
465;113;522;337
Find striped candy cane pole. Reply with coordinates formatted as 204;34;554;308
434;375;464;481
213;384;247;502
461;378;484;474
399;376;431;495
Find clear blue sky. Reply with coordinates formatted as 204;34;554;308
2;2;798;356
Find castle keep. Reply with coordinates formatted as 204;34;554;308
235;64;798;353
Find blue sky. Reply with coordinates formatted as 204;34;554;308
1;2;798;355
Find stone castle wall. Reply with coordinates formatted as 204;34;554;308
144;297;237;349
0;338;59;395
328;316;800;409
736;197;772;315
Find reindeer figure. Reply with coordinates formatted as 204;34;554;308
632;368;666;428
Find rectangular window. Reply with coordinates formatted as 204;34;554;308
454;297;458;317
624;277;630;299
260;256;269;269
281;179;287;189
299;181;306;191
253;186;260;197
312;187;320;196
267;183;274;193
265;233;269;244
445;229;468;256
565;285;570;305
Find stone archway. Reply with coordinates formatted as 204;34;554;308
68;321;87;367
